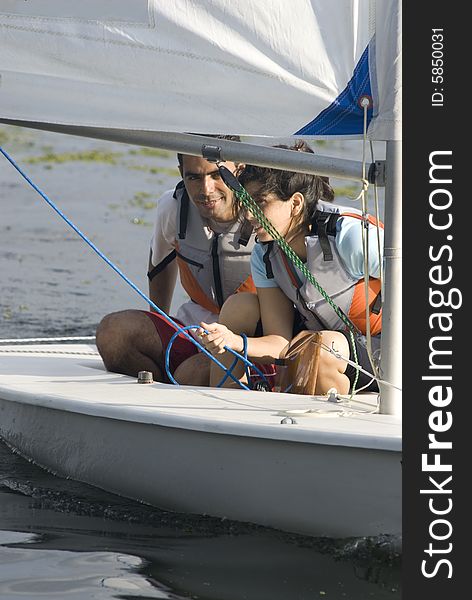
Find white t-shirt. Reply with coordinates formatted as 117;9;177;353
150;189;219;327
150;189;178;269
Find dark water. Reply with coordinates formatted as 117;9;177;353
0;125;398;599
0;442;401;600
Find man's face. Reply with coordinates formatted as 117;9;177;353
180;155;238;223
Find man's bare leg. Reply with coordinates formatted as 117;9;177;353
174;352;211;386
96;310;166;381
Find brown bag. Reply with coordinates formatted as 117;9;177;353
276;330;322;395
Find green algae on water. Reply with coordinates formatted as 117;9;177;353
127;164;179;177
128;147;173;159
130;192;157;210
24;150;124;165
333;184;360;198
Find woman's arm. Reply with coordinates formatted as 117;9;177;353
199;287;295;387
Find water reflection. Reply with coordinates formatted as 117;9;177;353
0;531;175;599
0;442;400;600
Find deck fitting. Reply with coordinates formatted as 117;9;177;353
137;370;153;384
280;417;298;425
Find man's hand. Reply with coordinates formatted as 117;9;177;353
197;322;244;355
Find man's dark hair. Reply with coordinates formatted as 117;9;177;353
177;134;241;168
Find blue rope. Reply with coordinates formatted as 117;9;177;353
211;330;247;388
214;341;241;388
0;145;267;390
164;325;248;388
165;326;269;389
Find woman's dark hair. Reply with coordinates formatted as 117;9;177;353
238;140;334;223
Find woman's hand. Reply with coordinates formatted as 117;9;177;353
197;322;244;355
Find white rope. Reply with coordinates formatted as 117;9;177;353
0;336;96;344
370;140;384;286
360;101;374;374
319;341;402;392
277;392;379;418
357;100;382;383
0;348;99;355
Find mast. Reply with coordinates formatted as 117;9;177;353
378;141;402;416
378;0;402;416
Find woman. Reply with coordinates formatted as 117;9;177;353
198;141;383;395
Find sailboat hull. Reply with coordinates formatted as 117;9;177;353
0;344;401;538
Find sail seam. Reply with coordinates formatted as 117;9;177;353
0;22;283;82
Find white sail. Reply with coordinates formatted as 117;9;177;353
0;0;401;140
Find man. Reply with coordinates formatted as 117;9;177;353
96;139;255;384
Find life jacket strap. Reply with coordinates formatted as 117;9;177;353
310;210;340;262
371;290;382;315
147;250;177;281
263;242;275;279
211;233;225;308
238;218;254;246
174;181;190;240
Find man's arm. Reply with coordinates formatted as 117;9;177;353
147;188;179;313
147;250;178;313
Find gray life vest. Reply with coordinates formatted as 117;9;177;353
261;202;383;335
172;182;256;314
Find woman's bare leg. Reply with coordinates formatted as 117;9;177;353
315;331;351;395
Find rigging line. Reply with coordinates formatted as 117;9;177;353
358;100;380;382
0;145;254;390
318;341;402;392
346;376;377;396
370;140;384;286
333;392;380;409
0;348;99;356
359;101;372;367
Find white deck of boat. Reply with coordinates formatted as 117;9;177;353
0;344;401;451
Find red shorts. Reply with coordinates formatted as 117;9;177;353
143;311;199;381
